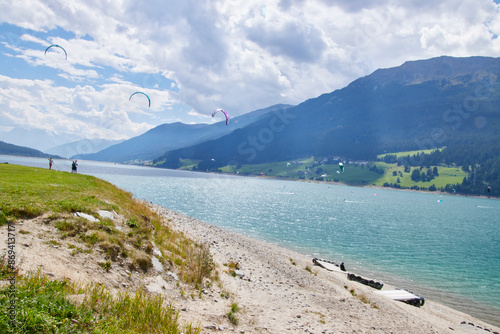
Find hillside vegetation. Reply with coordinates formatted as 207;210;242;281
0;164;215;333
174;148;495;196
0;141;60;159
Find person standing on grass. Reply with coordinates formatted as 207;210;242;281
71;160;78;173
48;157;54;170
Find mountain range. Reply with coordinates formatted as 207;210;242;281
0;140;62;159
154;56;500;169
0;128;81;152
46;139;124;159
73;104;293;162
3;56;500;183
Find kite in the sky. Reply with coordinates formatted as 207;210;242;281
129;92;151;108
212;108;230;125
339;162;344;173
44;44;67;59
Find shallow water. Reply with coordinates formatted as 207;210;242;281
3;156;500;326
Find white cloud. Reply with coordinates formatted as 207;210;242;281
0;75;158;141
188;109;211;119
0;0;499;148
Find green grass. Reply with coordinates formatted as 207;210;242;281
178;159;202;170
218;155;467;191
377;147;445;159
0;267;201;334
189;155;382;185
432;167;468;185
372;163;467;189
0;164;122;219
0;164;215;285
320;164;381;185
226;303;240;326
0;164;214;332
221;157;372;184
221;158;383;185
222;157;315;178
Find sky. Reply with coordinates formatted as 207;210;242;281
0;0;500;150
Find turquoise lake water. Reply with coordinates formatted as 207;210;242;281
3;156;500;326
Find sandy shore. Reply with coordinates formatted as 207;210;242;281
3;203;499;334
151;204;500;334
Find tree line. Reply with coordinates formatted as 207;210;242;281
379;137;500;197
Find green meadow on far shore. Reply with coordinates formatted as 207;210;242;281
374;163;467;189
377;148;445;159
176;151;468;191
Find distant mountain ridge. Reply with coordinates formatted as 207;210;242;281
46;139;124;159
364;56;500;87
0;128;81;152
0;140;62;159
74;104;293;162
154;56;500;169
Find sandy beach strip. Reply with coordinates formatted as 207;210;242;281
151;203;500;334
5;201;499;334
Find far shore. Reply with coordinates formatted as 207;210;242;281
2;154;496;200
201;168;499;200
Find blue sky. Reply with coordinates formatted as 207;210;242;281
0;0;499;150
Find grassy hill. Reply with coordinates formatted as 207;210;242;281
0;164;212;333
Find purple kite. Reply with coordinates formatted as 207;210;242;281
212;108;230;125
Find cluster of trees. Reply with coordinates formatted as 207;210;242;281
381;137;500;197
383;182;438;191
410;166;439;182
368;164;384;175
383;182;403;189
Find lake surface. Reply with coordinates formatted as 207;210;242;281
2;155;500;326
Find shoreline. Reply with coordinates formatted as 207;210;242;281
150;203;500;333
2;155;496;330
242;174;499;200
4;202;498;333
184;204;500;329
1;163;498;331
2;154;497;200
169;164;498;200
